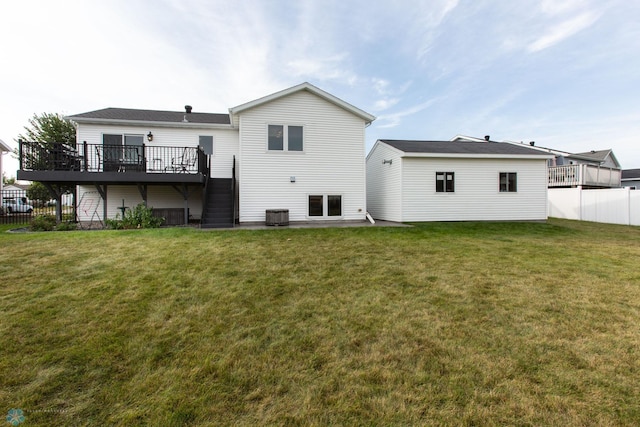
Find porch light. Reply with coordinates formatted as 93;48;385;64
147;132;153;142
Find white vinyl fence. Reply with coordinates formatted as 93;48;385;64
548;187;640;226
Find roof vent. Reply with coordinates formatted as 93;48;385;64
530;141;535;146
591;150;596;153
484;135;490;141
185;105;192;114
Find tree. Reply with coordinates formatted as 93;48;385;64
17;112;76;147
16;113;77;223
2;172;15;185
26;181;51;204
14;112;77;170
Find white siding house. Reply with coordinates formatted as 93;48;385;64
366;139;553;222
18;83;375;227
230;87;373;222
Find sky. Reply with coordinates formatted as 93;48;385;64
1;0;640;178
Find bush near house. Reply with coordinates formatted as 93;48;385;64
30;214;78;231
105;203;164;229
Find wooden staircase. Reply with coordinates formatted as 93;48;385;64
201;178;233;228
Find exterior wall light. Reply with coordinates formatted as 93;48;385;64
147;132;153;142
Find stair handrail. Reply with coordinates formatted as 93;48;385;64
232;155;236;227
202;174;211;226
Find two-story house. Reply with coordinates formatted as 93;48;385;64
17;83;375;227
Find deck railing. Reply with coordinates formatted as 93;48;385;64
548;164;621;188
19;140;208;176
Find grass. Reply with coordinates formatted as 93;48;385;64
0;219;639;425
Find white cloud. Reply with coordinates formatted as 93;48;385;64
376;100;436;129
286;54;358;84
414;0;460;60
540;0;586;15
527;10;601;52
372;78;390;95
373;98;400;111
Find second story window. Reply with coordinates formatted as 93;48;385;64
268;125;303;152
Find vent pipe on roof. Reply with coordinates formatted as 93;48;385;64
185;105;192;114
484;135;490;141
530;141;535;146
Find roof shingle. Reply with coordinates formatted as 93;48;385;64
380;139;551;156
622;169;640;179
68;108;230;125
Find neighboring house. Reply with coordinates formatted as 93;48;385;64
453;136;622;188
0;138;12;193
622;169;640;189
366;139;552;222
2;183;29;192
17;83;375;227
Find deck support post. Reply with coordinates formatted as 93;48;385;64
42;183;65;223
137;184;148;205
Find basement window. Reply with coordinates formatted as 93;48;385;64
309;195;342;217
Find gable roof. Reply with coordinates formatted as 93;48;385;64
2;183;30;191
622;169;640;180
67;108;230;126
379;139;553;158
0;138;11;152
569;149;620;168
229;82;376;125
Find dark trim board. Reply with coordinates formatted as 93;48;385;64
17;170;205;185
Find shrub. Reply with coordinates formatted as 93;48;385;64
55;221;77;231
30;215;57;231
106;203;164;229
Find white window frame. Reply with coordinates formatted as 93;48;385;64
436;171;455;193
307;194;343;218
499;172;518;193
267;124;305;153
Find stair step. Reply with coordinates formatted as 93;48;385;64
203;178;235;227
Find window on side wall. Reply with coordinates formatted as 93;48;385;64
436;172;455;192
309;195;323;216
199;136;214;156
268;125;303;152
308;195;342;217
499;172;517;192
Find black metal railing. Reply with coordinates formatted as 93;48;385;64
231;155;237;226
0;189;60;225
19;140;207;175
19;140;82;171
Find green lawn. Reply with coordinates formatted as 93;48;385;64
1;219;639;426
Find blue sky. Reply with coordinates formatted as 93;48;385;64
1;0;639;177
